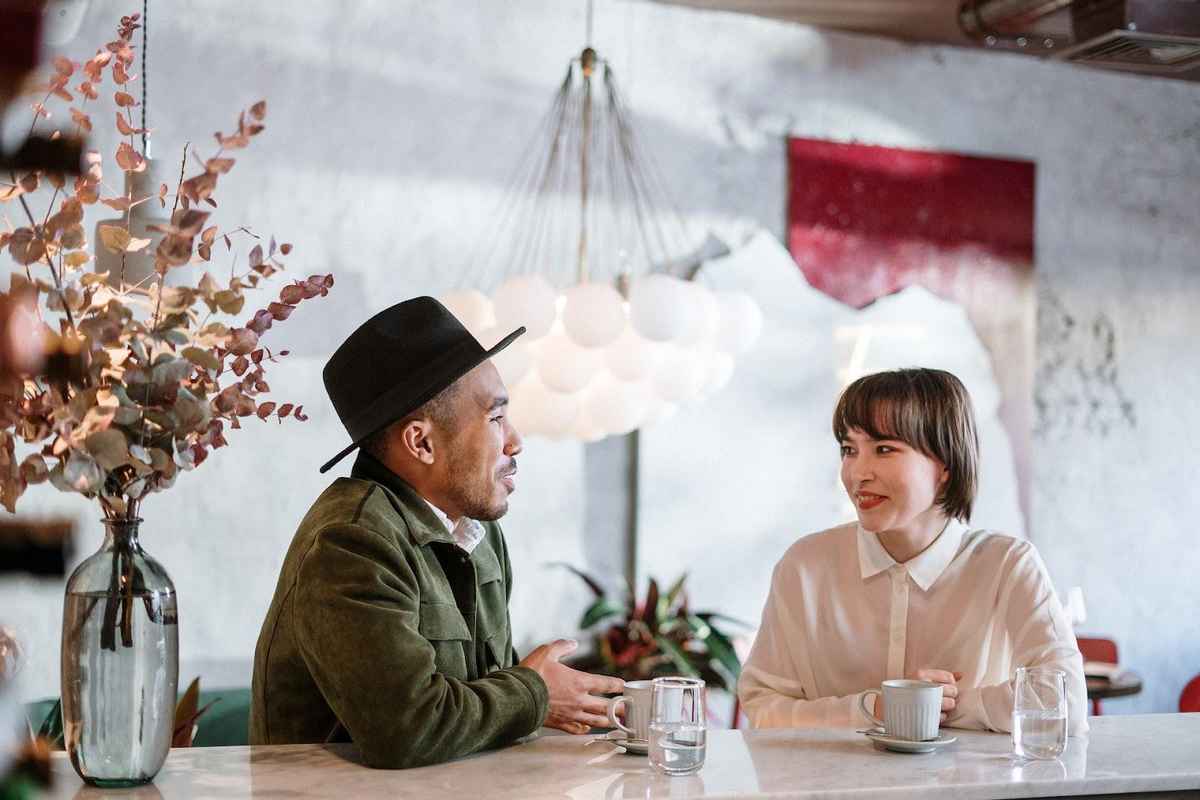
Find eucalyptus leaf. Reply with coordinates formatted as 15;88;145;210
150;357;191;387
85;428;129;470
62;452;102;493
182;346;220;372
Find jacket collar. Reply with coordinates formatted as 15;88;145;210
350;452;455;548
857;518;967;592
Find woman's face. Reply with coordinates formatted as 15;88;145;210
839;427;948;536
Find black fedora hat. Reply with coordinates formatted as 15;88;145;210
319;296;524;473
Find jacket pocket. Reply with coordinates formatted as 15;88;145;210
419;602;471;678
485;631;512;671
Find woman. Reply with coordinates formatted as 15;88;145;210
738;368;1087;733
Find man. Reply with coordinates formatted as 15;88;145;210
250;297;624;768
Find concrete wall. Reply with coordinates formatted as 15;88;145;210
2;0;1198;714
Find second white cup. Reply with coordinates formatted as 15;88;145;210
859;679;943;741
606;679;654;742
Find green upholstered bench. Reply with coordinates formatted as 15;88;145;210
25;687;250;748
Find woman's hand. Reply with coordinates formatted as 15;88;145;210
912;668;963;721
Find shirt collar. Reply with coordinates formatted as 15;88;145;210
421;498;487;555
857;518;967;591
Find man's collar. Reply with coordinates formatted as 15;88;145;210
857;518;967;591
421;497;487;555
350;452;454;547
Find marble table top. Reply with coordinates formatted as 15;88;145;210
49;713;1200;799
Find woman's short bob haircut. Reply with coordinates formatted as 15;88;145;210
832;367;979;522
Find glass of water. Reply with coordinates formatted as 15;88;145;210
1012;666;1068;760
648;677;706;776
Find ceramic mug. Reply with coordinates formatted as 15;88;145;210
860;679;943;741
606;679;654;742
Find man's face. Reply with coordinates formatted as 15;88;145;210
434;361;522;521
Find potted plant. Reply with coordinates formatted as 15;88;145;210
0;12;332;786
555;565;747;695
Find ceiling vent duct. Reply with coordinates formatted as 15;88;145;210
1057;0;1200;74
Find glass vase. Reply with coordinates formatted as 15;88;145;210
60;517;178;787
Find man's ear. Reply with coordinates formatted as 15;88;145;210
397;419;436;465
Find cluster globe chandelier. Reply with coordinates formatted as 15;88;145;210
440;17;762;443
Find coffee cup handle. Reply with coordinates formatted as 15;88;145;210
860;690;885;728
607;696;634;735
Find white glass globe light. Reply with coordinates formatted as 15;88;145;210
530;372;580;438
438;289;494;338
583;373;652;437
629;273;698;343
642;395;679;427
653;344;706;404
536;332;602;394
508;372;579;439
703;351;735;395
506;375;545;437
570;405;608;443
604;325;663;382
492;274;558;339
715;291;764;355
562;282;626;348
678;282;720;345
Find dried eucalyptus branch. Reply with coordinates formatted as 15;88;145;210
0;12;334;566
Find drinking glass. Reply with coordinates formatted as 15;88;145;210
647;677;706;776
1012;666;1068;760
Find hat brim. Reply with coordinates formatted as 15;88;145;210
318;326;526;474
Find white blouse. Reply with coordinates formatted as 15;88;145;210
738;520;1088;734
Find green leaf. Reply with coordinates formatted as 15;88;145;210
688;613;742;681
664;572;688;612
695;611;753;629
36;699;64;748
654;635;700;678
641;578;661;632
546;562;606;598
579;597;624;630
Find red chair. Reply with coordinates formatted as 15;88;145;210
1077;636;1119;716
1180;674;1200;713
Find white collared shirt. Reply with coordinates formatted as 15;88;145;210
738;520;1088;734
421;498;486;555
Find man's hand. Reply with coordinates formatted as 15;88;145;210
874;669;963;722
519;639;626;735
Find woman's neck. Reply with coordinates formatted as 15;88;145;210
875;508;951;564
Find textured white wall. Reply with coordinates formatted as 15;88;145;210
2;1;1198;715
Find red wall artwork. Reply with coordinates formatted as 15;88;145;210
787;137;1036;526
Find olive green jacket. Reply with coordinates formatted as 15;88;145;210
249;452;549;768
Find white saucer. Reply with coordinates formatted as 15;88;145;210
599;733;648;755
862;728;957;754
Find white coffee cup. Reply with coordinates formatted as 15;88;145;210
606;679;653;742
859;679;943;741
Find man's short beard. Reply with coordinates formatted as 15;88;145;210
446;482;507;521
442;441;508;521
